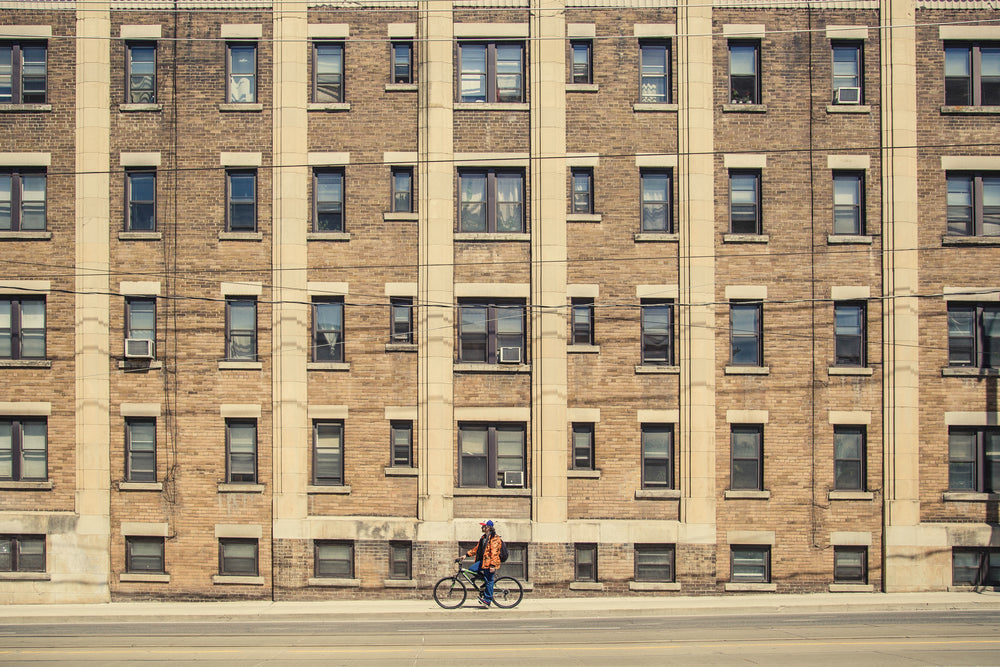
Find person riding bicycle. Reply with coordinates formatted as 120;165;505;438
455;520;502;607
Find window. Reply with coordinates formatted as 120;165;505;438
947;173;1000;237
948;303;1000;368
731;546;769;583
459;42;524;103
641;300;673;364
952;548;1000;586
641;424;673;489
219;538;257;576
729;41;760;104
570;40;592;85
0;297;45;359
391;167;413;213
0;535;44;572
730;301;762;366
831;42;862;104
313;298;344;362
949;427;1000;493
313;420;344;485
225;298;256;361
458;169;524;233
126;43;156;103
833;171;864;235
834;546;867;584
313;169;344;232
227;43;256;103
125;297;155;348
499;543;527;579
834;302;866;367
730;171;761;234
575;543;597;582
731;424;763;491
126;536;164;574
0;42;46;104
641;170;671;232
572;423;594;470
226;170;256;232
389;541;411;579
458;301;526;364
126;170;155;231
945;43;1000;106
390;420;412;468
458;423;525;488
314;41;344;103
390;297;413;344
0;169;46;231
392;41;413;84
125;418;156;483
571;168;593;215
226;419;257;484
634;544;675;582
0;418;46;481
571;298;594;346
315;540;353;578
639;42;669;103
834;426;865;491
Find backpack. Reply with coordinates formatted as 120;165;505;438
498;536;509;563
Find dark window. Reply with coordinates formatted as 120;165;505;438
225;298;256;361
642;424;673;489
0;169;46;231
126;536;164;574
834;301;866;367
125;418;156;483
948;303;1000;368
458;170;524;233
389;541;411;579
315;540;353;578
571;298;594;346
834;546;867;584
641;300;673;364
226;170;256;232
730;170;761;234
731;424;763;491
641;170;672;232
949;427;1000;493
226;43;256;103
945;43;1000;106
0;535;44;572
0;42;46;104
125;297;155;347
0;418;47;481
390;297;413;344
639;42;670;103
459;42;524;103
952;548;1000;586
571;167;593;215
947;173;1000;237
458;301;526;364
572;422;594;470
730;301;762;366
126;43;155;103
833;171;864;235
391;167;413;213
313;298;344;362
0;297;45;359
219;538;258;576
314;41;344;103
831;42;862;104
313;169;344;232
731;545;770;583
126;170;155;231
391;420;412;468
226;419;257;484
458;422;525;489
729;41;760;104
635;544;675;582
392;40;413;84
570;40;591;84
834;426;865;491
498;542;527;579
313;420;344;486
575;543;597;582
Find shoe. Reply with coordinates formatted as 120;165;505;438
477;599;491;608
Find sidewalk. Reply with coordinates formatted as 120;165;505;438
2;591;999;624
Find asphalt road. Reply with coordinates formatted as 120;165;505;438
1;609;998;665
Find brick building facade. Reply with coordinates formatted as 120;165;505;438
0;0;997;603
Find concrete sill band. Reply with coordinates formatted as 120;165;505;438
218;484;265;494
306;232;351;241
724;490;770;500
568;469;600;479
634;232;678;242
119;231;162;241
119;482;164;492
829;490;874;501
120;573;170;583
569;582;604;591
384;467;418;477
0;231;52;241
568;344;600;354
828;234;873;245
307;485;351;495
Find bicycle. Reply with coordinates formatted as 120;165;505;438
433;561;524;609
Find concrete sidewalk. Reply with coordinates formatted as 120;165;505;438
2;591;999;624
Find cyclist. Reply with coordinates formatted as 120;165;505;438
456;520;502;607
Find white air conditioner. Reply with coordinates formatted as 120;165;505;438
503;470;524;488
834;87;861;104
498;346;522;364
125;338;154;359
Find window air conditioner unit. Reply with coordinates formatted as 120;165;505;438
125;338;154;359
503;470;524;488
835;87;861;104
498;346;522;364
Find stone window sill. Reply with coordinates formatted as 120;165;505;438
218;483;265;494
219;361;263;371
308;485;351;494
635;365;679;374
385;343;417;353
385;467;418;477
307;102;351;112
118;360;164;370
454;232;530;242
213;575;264;585
119;482;163;492
120;573;170;583
119;231;162;241
0;481;53;491
630;581;680;591
454;363;530;373
941;105;1000;115
385;83;417;92
568;344;600;354
567;213;602;223
826;104;872;114
723;103;766;113
383;212;417;222
0;359;51;368
828;490;874;501
120;103;163;113
453;487;530;497
0;103;51;112
567;83;598;93
568;469;600;479
306;232;350;241
218;232;262;242
828;234;873;245
725;366;769;375
219;103;263;112
829;583;873;592
634;232;678;242
307;362;350;371
384;578;417;588
725;582;775;592
828;367;873;376
724;489;770;500
723;233;768;243
942;367;1000;377
942;235;1000;246
0;572;50;581
454;102;529;112
569;581;604;591
308;577;360;587
635;488;680;500
0;231;51;241
633;103;678;113
943;492;999;502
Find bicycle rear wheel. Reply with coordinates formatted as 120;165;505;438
433;576;468;609
490;576;523;608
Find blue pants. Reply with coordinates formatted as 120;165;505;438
469;561;495;603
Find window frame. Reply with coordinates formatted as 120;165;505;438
226;169;257;232
125;169;156;232
571;167;594;215
574;543;597;582
832;171;865;235
458;169;525;233
641;423;674;489
570;40;592;85
641;300;674;365
390;297;413;344
947;302;1000;368
390;420;413;468
833;425;866;492
125;296;156;346
952;547;1000;586
312;298;345;362
225;297;257;361
226;42;257;104
731;545;770;583
0;41;47;104
313;40;345;103
640;169;672;232
219;537;258;576
634;544;675;583
225;419;257;484
571;422;594;471
126;41;156;104
948;426;1000;494
0;534;45;573
458;41;525;104
498;542;527;580
730;424;763;491
0;168;47;232
831;41;863;104
391;166;413;214
391;40;413;85
729;170;761;234
458;422;526;489
728;40;760;105
946;172;1000;237
944;42;1000;107
457;300;526;365
730;300;763;367
0;417;47;482
0;296;46;360
314;539;354;578
313;168;345;232
571;297;594;346
313;420;345;486
639;41;670;104
389;540;412;579
834;301;867;367
125;417;157;483
125;536;165;574
833;545;868;584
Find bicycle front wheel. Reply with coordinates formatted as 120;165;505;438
490;576;523;608
432;576;468;609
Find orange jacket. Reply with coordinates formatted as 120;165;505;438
466;533;503;569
